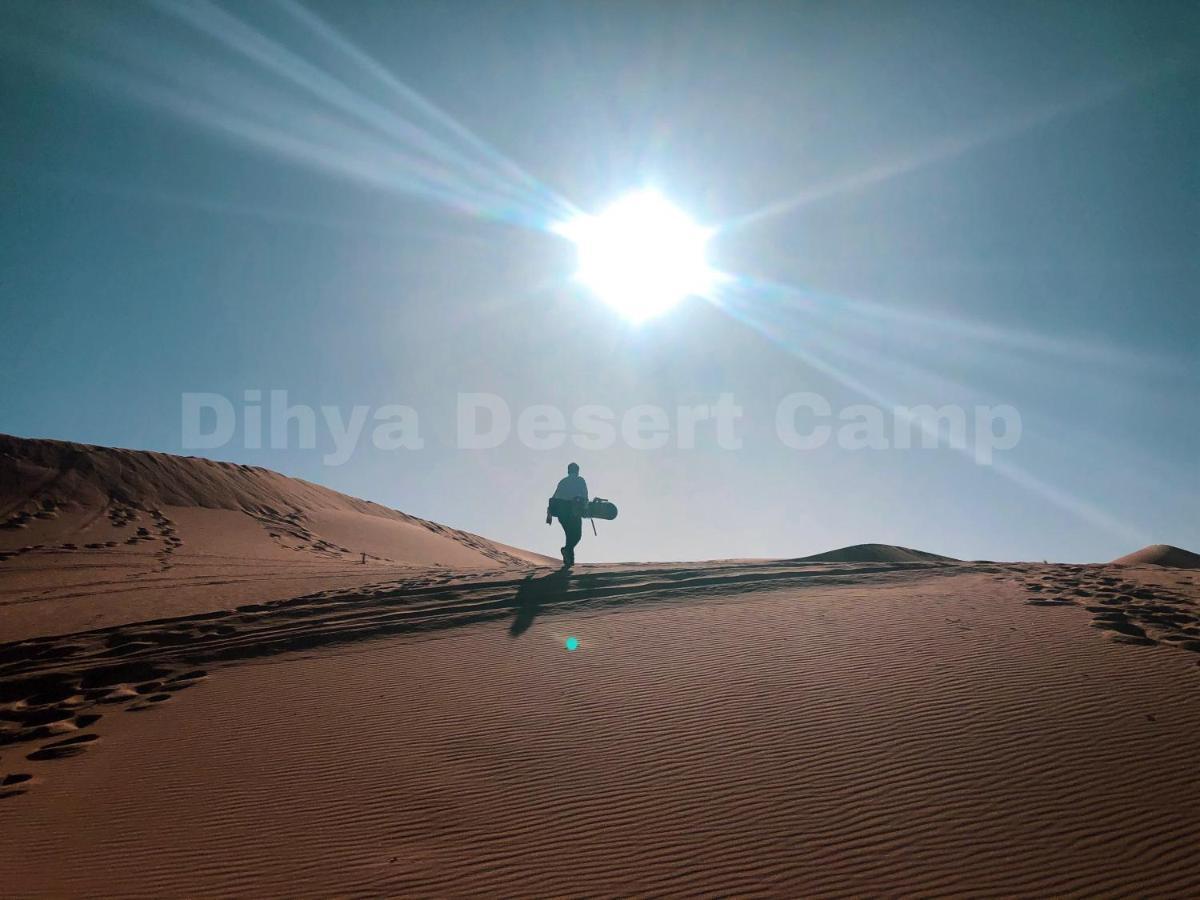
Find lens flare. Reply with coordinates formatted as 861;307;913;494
556;190;717;323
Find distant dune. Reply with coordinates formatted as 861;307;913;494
796;542;959;563
1111;544;1200;569
0;434;552;639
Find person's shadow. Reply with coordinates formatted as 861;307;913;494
509;569;570;637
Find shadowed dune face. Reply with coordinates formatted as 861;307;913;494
1111;544;1200;569
1;560;1197;896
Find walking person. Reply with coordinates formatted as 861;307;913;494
546;462;588;568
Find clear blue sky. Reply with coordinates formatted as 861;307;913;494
2;0;1197;563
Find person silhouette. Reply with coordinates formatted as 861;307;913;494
546;462;588;568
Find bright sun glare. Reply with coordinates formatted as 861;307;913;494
556;190;718;323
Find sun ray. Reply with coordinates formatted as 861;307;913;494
269;0;579;224
711;277;1153;545
725;275;1186;376
720;65;1179;234
10;0;576;233
153;0;574;226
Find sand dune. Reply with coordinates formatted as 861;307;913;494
1111;543;1200;569
3;437;1199;894
2;555;1198;895
796;542;958;563
0;435;552;641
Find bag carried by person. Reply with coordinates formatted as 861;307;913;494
547;497;619;521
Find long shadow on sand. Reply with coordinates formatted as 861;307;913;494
509;569;571;637
9;556;1198;808
0;560;972;722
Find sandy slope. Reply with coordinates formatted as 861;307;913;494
1111;543;1200;569
2;558;1198;896
0;435;552;641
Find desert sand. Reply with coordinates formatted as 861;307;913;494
0;435;551;643
2;436;1199;896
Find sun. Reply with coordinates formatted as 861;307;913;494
556;190;718;322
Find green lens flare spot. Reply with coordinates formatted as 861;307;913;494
565;636;580;652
